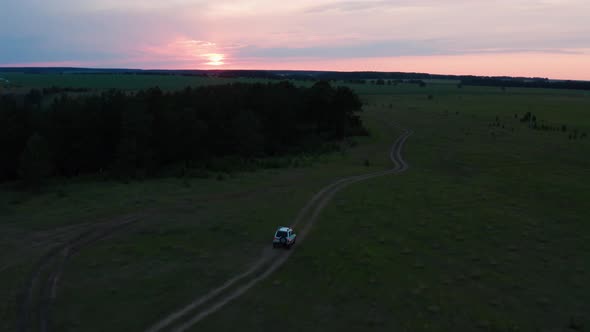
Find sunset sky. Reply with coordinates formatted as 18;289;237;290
1;0;589;80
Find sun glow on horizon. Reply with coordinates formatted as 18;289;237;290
203;53;225;66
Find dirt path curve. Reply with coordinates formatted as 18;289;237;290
13;176;314;332
17;212;148;332
145;125;413;332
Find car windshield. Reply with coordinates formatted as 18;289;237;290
275;231;288;238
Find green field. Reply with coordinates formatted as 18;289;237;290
1;76;589;331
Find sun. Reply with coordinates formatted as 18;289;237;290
203;53;225;66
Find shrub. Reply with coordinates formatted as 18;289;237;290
520;112;532;122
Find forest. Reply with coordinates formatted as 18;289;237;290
460;77;590;90
0;81;366;184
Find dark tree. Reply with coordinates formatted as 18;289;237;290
19;133;53;188
25;89;43;108
0;95;32;181
232;110;264;157
0;81;367;183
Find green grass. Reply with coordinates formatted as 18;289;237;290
0;105;391;332
195;85;590;331
1;77;590;331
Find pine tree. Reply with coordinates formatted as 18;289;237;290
19;133;53;188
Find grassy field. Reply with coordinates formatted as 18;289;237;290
0;99;392;332
1;77;589;331
194;87;590;331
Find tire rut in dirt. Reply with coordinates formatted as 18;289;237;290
17;213;144;332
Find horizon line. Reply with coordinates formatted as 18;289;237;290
1;66;586;82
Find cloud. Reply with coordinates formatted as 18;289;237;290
304;1;392;13
1;0;590;78
236;39;443;58
233;39;586;64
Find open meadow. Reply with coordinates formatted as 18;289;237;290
197;84;590;332
1;74;589;331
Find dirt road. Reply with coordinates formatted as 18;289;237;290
17;213;147;332
145;126;413;332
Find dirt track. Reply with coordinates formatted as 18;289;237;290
145;126;413;332
16;213;146;332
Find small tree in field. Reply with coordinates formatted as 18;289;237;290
19;133;53;189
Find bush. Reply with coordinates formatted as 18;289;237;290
185;168;210;179
520;112;532;122
56;188;68;198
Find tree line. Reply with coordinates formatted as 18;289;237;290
460;77;590;91
0;81;366;185
5;68;589;91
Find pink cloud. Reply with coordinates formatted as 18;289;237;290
228;52;590;80
4;1;590;79
4;50;589;81
137;37;235;67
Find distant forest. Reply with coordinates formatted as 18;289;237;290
0;81;366;184
459;77;590;90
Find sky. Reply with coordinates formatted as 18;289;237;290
1;0;589;80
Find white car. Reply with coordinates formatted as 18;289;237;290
272;227;297;249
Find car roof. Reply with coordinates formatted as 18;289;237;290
277;227;291;232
